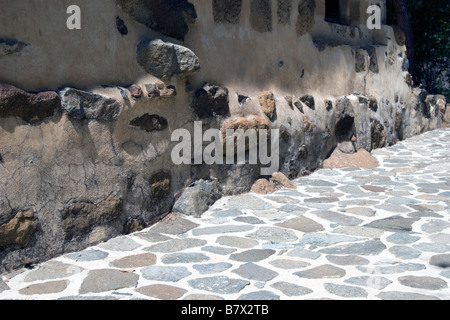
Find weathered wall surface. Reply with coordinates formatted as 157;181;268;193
0;0;446;272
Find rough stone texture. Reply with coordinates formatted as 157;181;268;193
250;0;273;32
173;179;222;217
129;114;168;133
296;0;316;35
335;97;355;140
319;240;387;255
59;88;122;121
300;95;315;110
149;215;199;235
136;39;200;79
136;284;187;300
324;148;380;169
277;0;292;24
213;0;242;24
258;91;276;120
355;50;366;73
116;0;197;41
149;171;171;199
271;172;296;189
251;178;276;194
79;269;139;294
0;210;39;248
371;119;387;150
0;83;60;124
191;83;230;118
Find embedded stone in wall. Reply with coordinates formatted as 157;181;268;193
296;0;316;36
252;179;275;194
116;0;197;41
0;210;39;248
0;83;61;124
160;85;177;98
116;16;128;36
371;119;387;150
277;0;292;24
60;88;123;121
335;97;355;139
129;114;168;133
191;83;230;118
137;39;200;79
367;47;379;74
250;0;273;33
145;83;162;99
61;195;123;241
127;85;142;100
355;50;366;73
369;97;378;112
258;91;276;120
149;171;171;199
393;26;406;46
213;0;242;24
300;95;315;110
302;117;316;132
0;38;29;57
324;99;333;111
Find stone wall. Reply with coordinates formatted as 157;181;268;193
0;0;446;273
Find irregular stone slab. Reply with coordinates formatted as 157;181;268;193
386;197;420;205
232;263;279;281
136;284;187;300
130;114;168;133
357;263;427;274
265;196;299;204
271;281;313;297
162;253;210;264
150;216;199;235
188;276;250;294
230;249;276;262
19;280;68;296
362;185;387;193
305;197;339;204
66;250;109;262
430;254;450;268
364;216;418;232
421;220;450;233
137;39;200;78
193;263;233;274
98;236;141;252
246;226;298;243
386;233;421;244
268;259;311;270
201;246;237;255
212;209;243;218
389;246;422;259
275;216;324;233
173;179;222;217
287;248;321;260
413;243;450;253
110;253;157;269
227;194;272;210
141;266;191;282
299;233;362;247
324;283;368;298
277;204;309;214
145;238;207;253
376;204;411;213
233;216;265;224
238;291;280;300
398;276;448;290
0;209;39;248
377;291;440;300
312;211;363;226
135;232;172;243
345;276;392;290
193;225;254;236
294;265;346;279
319;240;387;256
332;226;384;238
341;207;376;217
79;269;139;294
216;236;259;249
296;179;337;187
326;255;370;266
24;261;83;282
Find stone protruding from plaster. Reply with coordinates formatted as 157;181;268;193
191;83;230;119
0;83;61;124
149;171;172;199
277;0;292;24
371;119;387;150
250;0;273;32
0;210;39;248
136;39;200;79
59;88;123;121
115;0;197;41
335;97;355;140
296;0;316;35
0;38;29;57
252;178;276;194
258;91;276;120
213;0;243;24
129;114;169;133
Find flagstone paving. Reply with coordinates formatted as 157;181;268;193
1;128;450;300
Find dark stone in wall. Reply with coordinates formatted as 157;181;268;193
300;95;315;110
116;16;128;35
149;171;172;199
0;38;29;57
0;83;61;124
213;0;242;24
191;83;230;119
371;119;387;150
129;114;169;132
335;97;355;140
355;50;366;73
296;0;316;35
367;47;379;74
277;0;292;24
116;0;197;41
250;0;273;32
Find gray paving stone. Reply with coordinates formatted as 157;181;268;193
325;255;370;266
305;197;339;204
299;233;362;247
19;280;69;296
319;240;387;255
386;197;420;205
340;207;376;217
149;215;199;235
216;236;259;249
275;217;324;233
270;281;313;297
324;283;368;298
430;254;450;268
79;269;139;294
376;291;440;300
232;263;279;281
136;232;172;243
268;259;311;269
265;196;300;204
296;179;338;187
389;246;422;259
211;208;243;217
398;276;448;290
182;294;224;300
65;250;109;262
230;249;276;262
141;266;192;282
136;284;187;300
421;220;450;233
430;233;450;244
332;226;384;238
24;261;83;282
162;253;210;264
357;263;426;274
188;276;250;294
247;226;298;243
287;248;321;260
364;216;418;232
145;238;207;253
233;216;265;224
386;233;421;244
201;246;237;255
294;264;346;279
110;253;157;269
227;194;272;210
193;263;233;274
98;236;141;252
413;242;450;253
311;211;363;226
192;225;254;236
408;211;443;218
441;270;450;279
277;204;309;214
344;276;392;290
237;291;280;300
339;199;380;206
